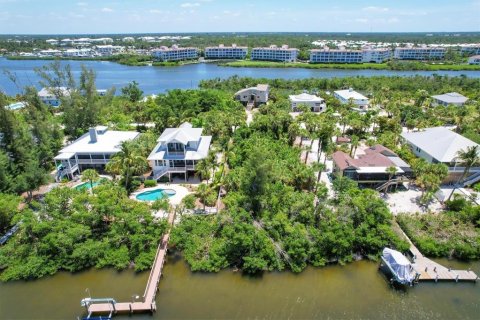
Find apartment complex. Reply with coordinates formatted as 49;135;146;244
393;47;446;60
310;47;391;64
151;45;198;62
468;55;480;65
251;45;298;62
460;45;480;56
205;44;248;59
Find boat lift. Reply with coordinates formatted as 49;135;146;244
81;298;116;320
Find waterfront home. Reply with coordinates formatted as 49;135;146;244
334;88;369;110
431;92;468;107
289;92;326;112
401;127;480;184
393;46;446;60
148;122;212;181
468;55;480;65
235;84;269;108
205;44;248;59
332;144;412;187
54;126;140;181
151;45;198;62
38;87;71;107
63;48;95;58
251;45;298;62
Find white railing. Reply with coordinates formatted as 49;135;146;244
77;159;109;165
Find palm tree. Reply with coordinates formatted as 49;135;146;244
447;145;480;201
385;166;398;193
195;157;212;185
349;135;359;157
196;183;211;210
81;169;99;193
106;141;147;191
312;162;326;192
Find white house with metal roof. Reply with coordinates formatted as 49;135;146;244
431;92;468;107
235;84;269;108
54;126;140;181
334;88;369;110
289;92;326;112
148;122;212;181
401;127;480;184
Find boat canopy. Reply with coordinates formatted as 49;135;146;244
382;248;415;284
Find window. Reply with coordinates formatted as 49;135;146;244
77;154;90;160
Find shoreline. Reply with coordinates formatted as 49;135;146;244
5;55;480;71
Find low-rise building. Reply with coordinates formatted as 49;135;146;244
468;55;480;65
332;144;412;187
151;45;198;62
401;127;480;184
460;45;480;56
334;88;369;110
54;126;140;180
361;48;392;63
251;45;298;62
234;84;269;107
38;87;71;107
289;92;326;112
394;46;446;60
431;92;468;107
95;45;124;56
63;48;95;57
148;122;212;181
205;44;248;59
309;47;391;64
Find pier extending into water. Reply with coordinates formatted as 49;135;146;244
396;222;478;283
81;210;176;318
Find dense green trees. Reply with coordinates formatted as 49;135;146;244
0;184;167;280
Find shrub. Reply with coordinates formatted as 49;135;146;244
144;180;157;188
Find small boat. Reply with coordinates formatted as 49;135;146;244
380;248;419;286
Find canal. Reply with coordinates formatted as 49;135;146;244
0;254;478;319
1;58;480;96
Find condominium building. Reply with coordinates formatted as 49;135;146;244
310;47;391;64
251;45;298;62
460;45;480;56
151;45;198;62
95;45;124;56
205;44;248;59
361;48;392;63
310;48;363;63
393;47;446;60
468;55;480;65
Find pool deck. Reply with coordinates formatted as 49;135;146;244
131;184;191;205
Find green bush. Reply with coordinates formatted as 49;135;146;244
144;180;157;188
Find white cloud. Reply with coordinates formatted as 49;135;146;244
77;2;87;6
362;6;389;13
101;7;113;12
181;2;200;8
149;9;163;14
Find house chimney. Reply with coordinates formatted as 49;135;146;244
89;127;97;143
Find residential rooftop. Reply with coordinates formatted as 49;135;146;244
431;92;468;104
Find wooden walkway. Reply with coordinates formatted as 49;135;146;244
83;210;176;317
396;222;478;283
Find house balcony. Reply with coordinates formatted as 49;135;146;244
77;159;109;165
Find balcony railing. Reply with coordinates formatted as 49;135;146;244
77;159;109;165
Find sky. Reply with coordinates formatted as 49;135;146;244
0;0;479;34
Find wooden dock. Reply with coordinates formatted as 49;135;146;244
82;210;176;317
396;222;478;283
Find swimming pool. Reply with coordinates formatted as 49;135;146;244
136;189;176;201
74;181;100;190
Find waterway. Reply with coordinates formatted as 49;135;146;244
1;58;480;96
0;254;479;319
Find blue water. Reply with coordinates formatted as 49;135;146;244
74;181;100;190
136;188;176;201
1;57;480;96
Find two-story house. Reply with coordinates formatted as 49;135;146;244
148;122;212;181
54;126;140;181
